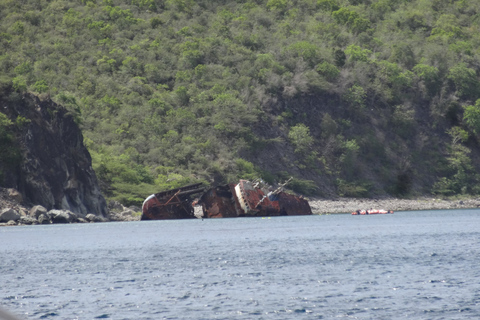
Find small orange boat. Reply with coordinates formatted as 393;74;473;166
351;209;394;215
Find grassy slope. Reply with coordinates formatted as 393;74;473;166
1;0;480;204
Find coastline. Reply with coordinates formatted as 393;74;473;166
2;185;480;224
309;197;480;215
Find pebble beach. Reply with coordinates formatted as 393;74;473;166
309;197;480;215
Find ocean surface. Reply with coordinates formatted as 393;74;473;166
1;209;480;319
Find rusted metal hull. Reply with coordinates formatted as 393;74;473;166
199;185;238;218
275;192;312;216
199;180;312;218
233;180;280;216
142;180;312;220
141;183;204;220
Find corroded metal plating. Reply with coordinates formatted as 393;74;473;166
199;179;312;218
141;183;204;220
142;180;312;220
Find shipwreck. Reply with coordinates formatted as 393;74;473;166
141;183;205;220
141;179;312;220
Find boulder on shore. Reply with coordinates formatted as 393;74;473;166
0;208;20;222
38;213;51;224
106;201;141;221
29;205;48;219
18;216;38;225
86;213;108;223
48;209;76;224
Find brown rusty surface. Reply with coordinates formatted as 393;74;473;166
141;183;204;220
199;185;238;218
143;180;312;220
200;180;312;218
141;195;194;220
275;192;312;216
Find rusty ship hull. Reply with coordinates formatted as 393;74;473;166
199;180;312;218
141;183;204;220
142;179;312;220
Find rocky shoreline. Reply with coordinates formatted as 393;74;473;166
0;187;141;226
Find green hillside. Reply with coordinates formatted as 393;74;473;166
1;0;480;205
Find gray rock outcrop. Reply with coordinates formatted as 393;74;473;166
37;213;51;224
0;93;108;217
18;215;37;225
107;201;141;221
29;205;48;218
0;208;20;222
86;213;108;222
48;209;76;224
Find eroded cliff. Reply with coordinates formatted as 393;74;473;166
0;92;107;216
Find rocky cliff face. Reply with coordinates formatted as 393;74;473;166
0;92;107;216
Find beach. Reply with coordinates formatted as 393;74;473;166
309;197;480;214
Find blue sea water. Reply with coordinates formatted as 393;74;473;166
1;209;480;319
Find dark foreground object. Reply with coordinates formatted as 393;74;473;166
141;179;312;220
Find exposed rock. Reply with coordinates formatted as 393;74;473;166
18;215;38;225
0;188;29;217
121;208;135;217
0;92;108;217
107;212;123;221
108;200;125;212
107;208;141;222
86;213;108;222
105;200;141;221
128;205;141;212
29;205;48;218
37;213;51;224
122;209;142;221
6;220;16;226
48;209;75;224
0;208;20;222
18;207;29;216
85;213;97;222
7;188;23;204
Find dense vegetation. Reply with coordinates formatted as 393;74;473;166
1;0;480;204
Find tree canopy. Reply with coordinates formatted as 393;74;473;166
1;0;480;203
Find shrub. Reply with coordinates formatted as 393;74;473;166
32;80;49;93
288;178;319;196
336;179;370;197
288;123;314;154
463;99;480;135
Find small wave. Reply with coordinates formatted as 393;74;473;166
39;312;58;318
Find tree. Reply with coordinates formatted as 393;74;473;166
448;63;479;100
463;99;480;135
345;45;371;63
413;63;441;97
289;123;314;154
433;127;478;195
344;84;366;109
